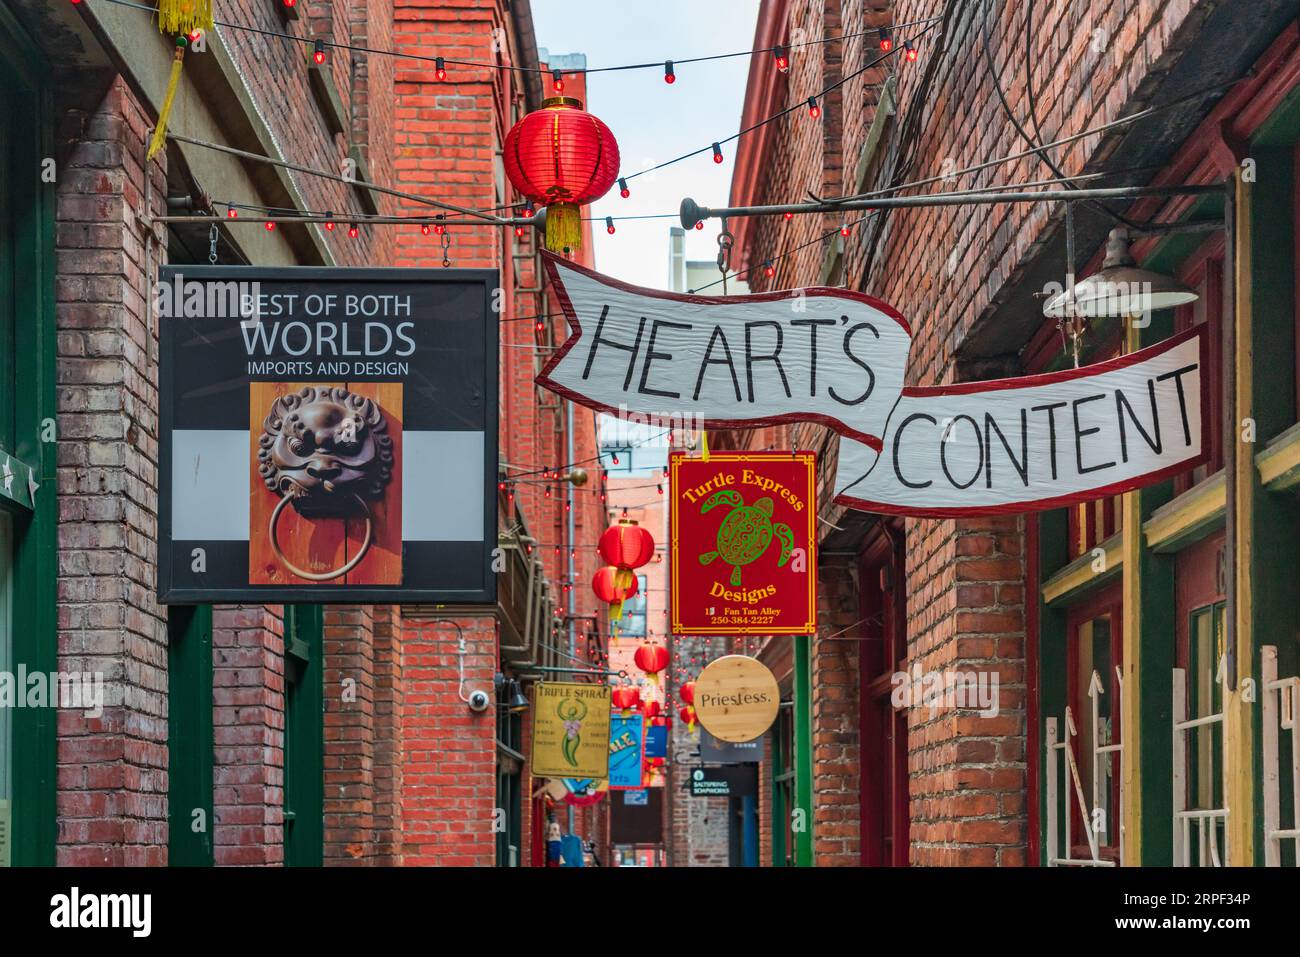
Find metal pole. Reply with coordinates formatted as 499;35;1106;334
679;184;1223;228
154;214;535;227
1223;177;1237;691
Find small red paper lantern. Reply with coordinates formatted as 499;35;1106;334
599;520;655;592
633;643;670;685
679;680;696;707
643;700;662;719
592;565;639;619
679;704;697;733
611;684;641;716
503;97;620;254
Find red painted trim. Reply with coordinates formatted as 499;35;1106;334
534;251;911;449
728;0;792;273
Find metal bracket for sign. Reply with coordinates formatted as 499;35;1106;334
517;664;628;679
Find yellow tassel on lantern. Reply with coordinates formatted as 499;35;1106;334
158;0;213;35
544;201;582;253
147;42;186;161
700;428;710;462
147;0;215;162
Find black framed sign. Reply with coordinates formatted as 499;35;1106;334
158;266;499;604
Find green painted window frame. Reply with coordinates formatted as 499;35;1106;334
283;604;324;867
770;702;795;867
167;605;214;866
0;3;56;867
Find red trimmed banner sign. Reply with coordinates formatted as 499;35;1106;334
670;452;817;635
537;254;1206;517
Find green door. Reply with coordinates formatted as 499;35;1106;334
283;605;324;866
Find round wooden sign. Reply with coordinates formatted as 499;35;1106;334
693;655;780;743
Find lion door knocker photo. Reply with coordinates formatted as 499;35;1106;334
253;385;402;584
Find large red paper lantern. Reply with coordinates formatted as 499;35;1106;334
679;681;696;707
633;643;670;685
503;96;620;253
611;684;641;716
591;564;639;619
599;520;655;592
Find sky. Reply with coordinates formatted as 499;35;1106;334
531;0;761;291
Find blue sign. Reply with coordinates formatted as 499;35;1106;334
623;789;649;806
608;714;645;789
644;724;668;760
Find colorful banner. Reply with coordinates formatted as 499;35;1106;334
670;452;817;635
608;714;646;790
531;683;612;779
536;254;1206;517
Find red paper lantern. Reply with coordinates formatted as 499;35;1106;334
503;97;620;253
633;643;670;684
599;520;655;592
643;700;662;719
591;565;639;619
679;680;696;707
679;704;697;732
611;684;641;716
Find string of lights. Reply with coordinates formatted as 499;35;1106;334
97;0;940;82
620;20;939;185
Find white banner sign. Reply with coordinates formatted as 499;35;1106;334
537;254;911;448
834;329;1206;515
537;254;1207;516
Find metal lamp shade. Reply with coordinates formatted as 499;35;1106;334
1043;227;1198;319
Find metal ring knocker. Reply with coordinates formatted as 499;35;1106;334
268;492;373;581
257;385;394;583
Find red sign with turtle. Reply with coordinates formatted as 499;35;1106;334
670;451;817;636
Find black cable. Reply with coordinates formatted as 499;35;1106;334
98;0;941;80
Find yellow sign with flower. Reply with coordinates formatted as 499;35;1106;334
530;682;612;779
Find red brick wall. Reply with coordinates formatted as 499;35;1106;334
729;0;1207;865
54;76;170;866
212;605;286;866
323;604;375;864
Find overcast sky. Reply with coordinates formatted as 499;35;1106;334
532;0;761;290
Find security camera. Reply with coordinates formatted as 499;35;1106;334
467;689;491;712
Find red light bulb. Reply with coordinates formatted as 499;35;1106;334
711;142;723;164
618;177;629;199
421;223;430;236
348;223;359;238
664;60;675;84
807;96;820;119
227;208;238;219
783;211;793;221
435;57;446;81
606;217;616;235
904;40;917;62
552;70;564;93
878;28;892;52
265;221;275;231
313;40;326;65
840;223;851;237
514;225;525;238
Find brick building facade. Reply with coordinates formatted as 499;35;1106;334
725;0;1300;866
0;0;612;867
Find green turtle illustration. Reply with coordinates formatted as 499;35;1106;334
698;490;795;587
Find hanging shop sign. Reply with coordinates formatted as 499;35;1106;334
531;682;613;780
608;714;646;790
687;764;758;798
692;655;780;743
670;452;816;635
699;729;763;765
157;266;498;604
644;723;668;761
536;254;1207;516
